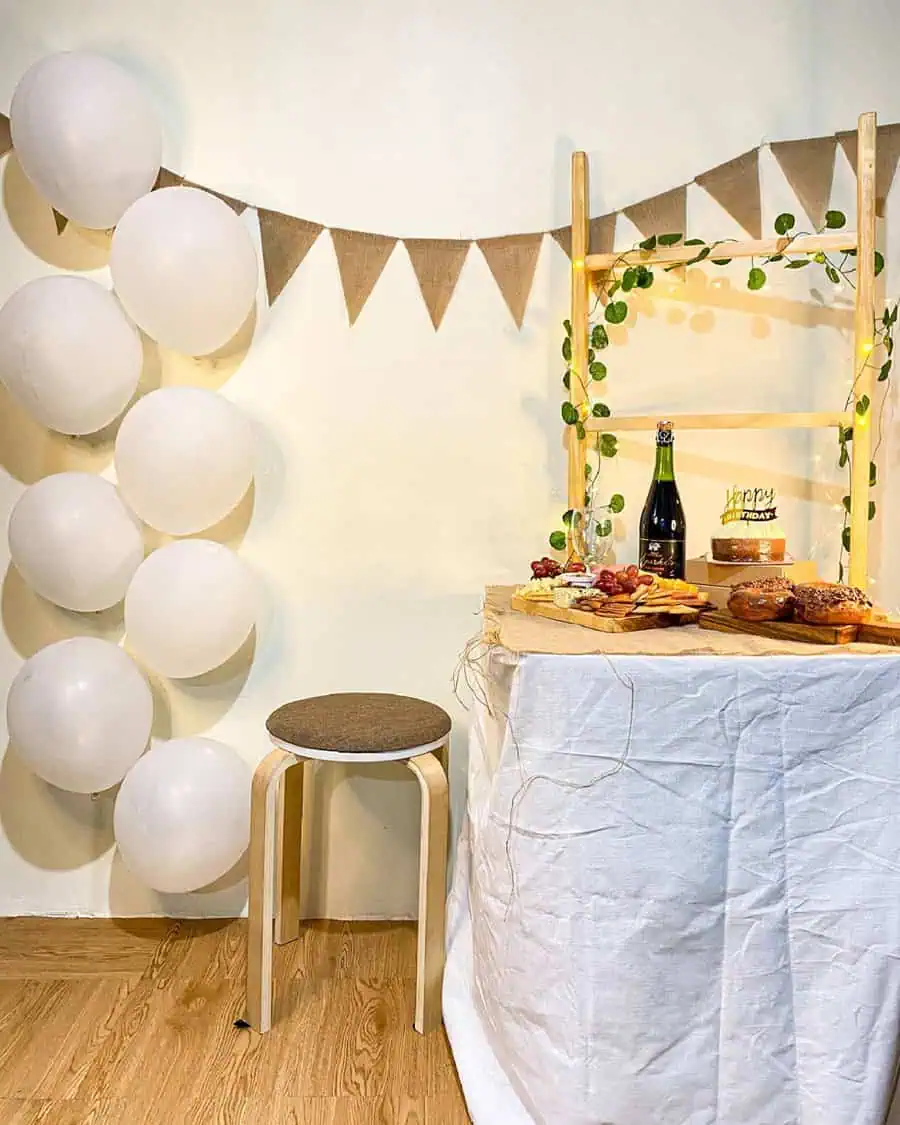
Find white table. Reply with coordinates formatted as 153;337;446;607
444;646;900;1125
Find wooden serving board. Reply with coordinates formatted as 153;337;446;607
510;594;699;633
698;609;858;645
858;620;900;646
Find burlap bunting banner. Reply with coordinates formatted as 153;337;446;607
624;186;686;240
549;213;616;260
153;167;184;190
477;233;543;328
0;113;10;158
838;122;900;216
330;229;398;324
695;149;762;239
770;137;836;230
182;179;247;215
51;209;68;235
258;210;323;305
404;238;470;328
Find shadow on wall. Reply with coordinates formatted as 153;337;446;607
2;154;112;270
0;744;116;869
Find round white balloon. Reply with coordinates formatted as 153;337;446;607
9;473;144;612
10;52;161;229
7;637;152;793
114;737;251;893
114;387;254;535
110;187;257;355
125;540;255;678
0;277;142;435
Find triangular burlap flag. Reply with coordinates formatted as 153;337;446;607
624;186;687;241
182;180;247;214
477;233;543;328
695;149;762;238
770;137;836;230
0;113;10;157
404;238;470;329
153;167;184;190
330;229;398;324
52;209;68;235
838;123;900;216
549;213;616;260
258;210;324;305
550;225;573;258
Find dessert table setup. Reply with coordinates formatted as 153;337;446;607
444;115;900;1125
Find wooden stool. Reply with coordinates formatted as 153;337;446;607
245;692;451;1036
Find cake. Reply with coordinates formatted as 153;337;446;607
711;486;786;563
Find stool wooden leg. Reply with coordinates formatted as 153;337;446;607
406;751;449;1035
275;759;304;945
247;748;296;1033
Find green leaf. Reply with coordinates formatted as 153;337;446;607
870;461;878;486
658;233;683;246
839;560;845;583
562;370;571;390
842;527;851;552
639;235;657;251
575;421;586;440
774;212;795;235
712;258;733;266
562;337;572;362
600;433;618;458
591;324;609;349
562;509;575;526
767;253;785;263
607;281;620;300
874;250;885;277
891;305;898;326
825;264;841;284
563;319;572;336
595;519;611;537
622;268;637;292
748;267;767;290
636;265;654;289
609;493;625;514
684;238;705;246
585;463;593;480
590;361;607;380
588;348;595;363
592;402;611;418
584;491;591;508
605;301;628;325
839;445;849;468
856;394;871;416
814;251;827;264
687;246;711;264
785;258;812;269
869;500;877;521
886;336;895;355
825;210;846;229
879;359;892;382
845;247;858;257
842;495;852;514
561;401;578;425
549;530;567;551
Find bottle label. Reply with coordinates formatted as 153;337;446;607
639;537;685;579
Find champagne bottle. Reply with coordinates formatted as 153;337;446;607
639;421;686;578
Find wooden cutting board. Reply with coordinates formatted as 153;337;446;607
698;609;858;645
858;620;900;646
510;594;699;633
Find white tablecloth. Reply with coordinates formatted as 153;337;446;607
444;649;900;1125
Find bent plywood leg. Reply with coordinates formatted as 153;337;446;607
275;759;304;945
407;751;449;1034
247;748;296;1033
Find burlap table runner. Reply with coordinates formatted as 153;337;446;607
485;586;896;657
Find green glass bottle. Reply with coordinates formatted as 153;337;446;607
639;421;686;579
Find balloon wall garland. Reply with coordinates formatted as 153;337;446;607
1;51;258;895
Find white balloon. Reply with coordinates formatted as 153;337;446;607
114;737;251;893
7;637;152;793
115;387;254;534
9;473;144;611
110;187;257;355
125;540;255;678
0;277;142;435
10;52;161;229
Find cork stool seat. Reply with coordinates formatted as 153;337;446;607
246;693;451;1036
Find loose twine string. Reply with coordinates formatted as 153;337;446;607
453;621;637;919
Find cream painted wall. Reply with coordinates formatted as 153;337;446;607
0;0;899;917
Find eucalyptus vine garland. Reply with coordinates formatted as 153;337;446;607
553;210;897;581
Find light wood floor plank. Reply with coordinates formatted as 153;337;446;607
0;1099;126;1124
0;919;168;979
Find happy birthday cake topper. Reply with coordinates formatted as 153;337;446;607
721;486;777;526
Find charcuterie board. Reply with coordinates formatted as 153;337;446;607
698;610;858;645
510;594;700;633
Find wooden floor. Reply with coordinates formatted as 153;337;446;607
0;918;470;1124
